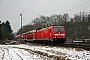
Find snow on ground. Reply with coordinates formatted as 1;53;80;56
0;44;90;60
0;45;53;60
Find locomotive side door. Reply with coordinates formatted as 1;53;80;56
48;29;52;39
48;27;54;41
33;30;36;40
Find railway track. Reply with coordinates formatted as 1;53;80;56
0;40;90;60
65;39;90;50
24;39;90;50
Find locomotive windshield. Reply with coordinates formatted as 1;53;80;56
54;27;64;32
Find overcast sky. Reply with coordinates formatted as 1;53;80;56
0;0;90;32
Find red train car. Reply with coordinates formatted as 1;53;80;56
16;26;66;43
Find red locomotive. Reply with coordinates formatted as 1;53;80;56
16;26;66;43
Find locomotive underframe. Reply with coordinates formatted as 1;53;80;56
53;38;66;43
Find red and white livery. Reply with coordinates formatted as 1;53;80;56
16;26;66;43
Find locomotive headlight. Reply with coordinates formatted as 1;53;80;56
60;34;65;36
54;34;59;36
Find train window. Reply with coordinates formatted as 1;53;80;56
54;27;64;32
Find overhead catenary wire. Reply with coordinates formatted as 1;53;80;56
62;0;90;14
20;0;36;26
62;0;90;23
15;0;36;32
15;0;90;32
48;0;75;15
66;4;90;22
69;4;90;14
21;0;36;13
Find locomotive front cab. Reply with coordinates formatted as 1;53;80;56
53;26;66;43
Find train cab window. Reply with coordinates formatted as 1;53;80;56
54;27;64;32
